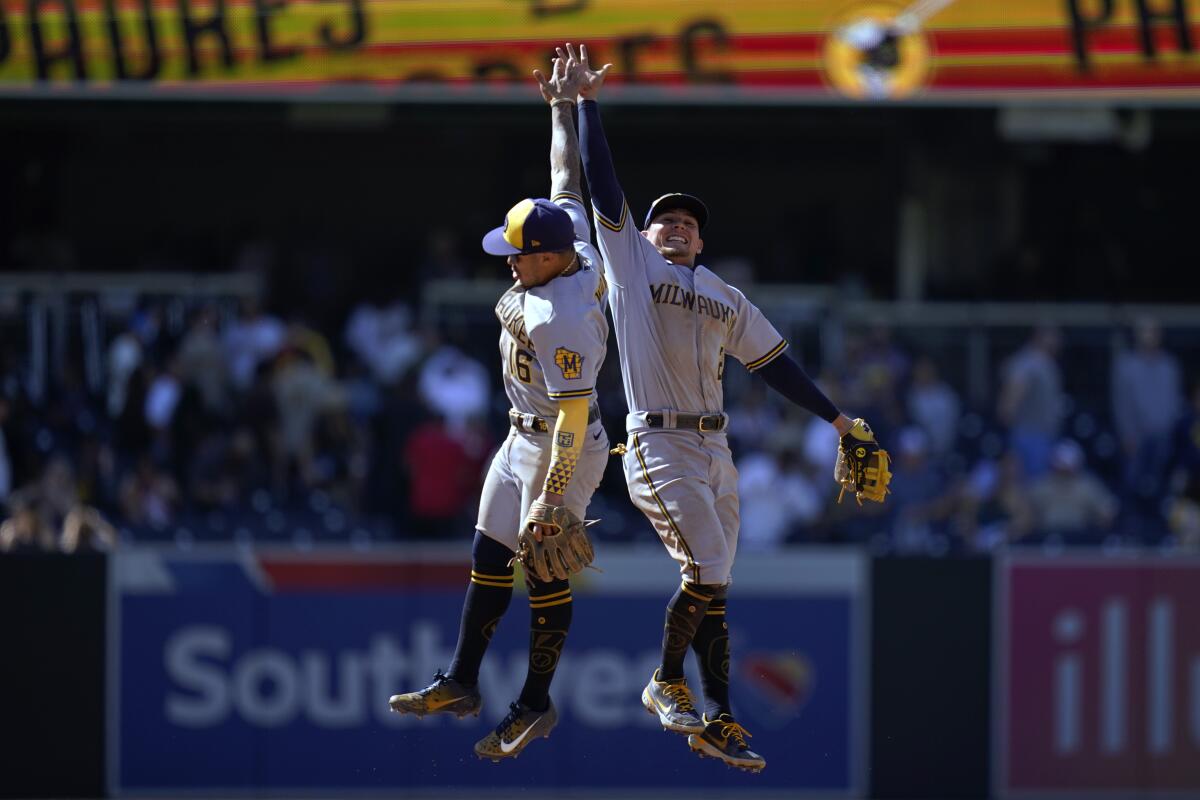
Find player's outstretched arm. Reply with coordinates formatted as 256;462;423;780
568;43;625;227
535;50;584;202
755;356;894;504
756;354;852;433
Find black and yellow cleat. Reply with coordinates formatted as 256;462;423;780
641;668;704;734
474;700;558;762
388;670;481;719
687;713;766;773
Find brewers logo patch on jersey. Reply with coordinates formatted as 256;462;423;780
492;196;609;420
555;347;584;380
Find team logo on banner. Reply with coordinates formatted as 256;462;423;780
823;3;933;99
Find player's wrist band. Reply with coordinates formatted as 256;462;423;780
551;97;576;107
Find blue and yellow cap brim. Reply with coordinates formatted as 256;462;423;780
482;226;523;256
481;197;576;257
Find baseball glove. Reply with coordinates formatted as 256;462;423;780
513;501;597;582
835;418;893;504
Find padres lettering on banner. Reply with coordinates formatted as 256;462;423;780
2;0;1200;99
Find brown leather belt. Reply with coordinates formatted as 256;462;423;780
645;412;728;432
509;405;601;434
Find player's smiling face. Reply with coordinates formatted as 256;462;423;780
643;210;703;266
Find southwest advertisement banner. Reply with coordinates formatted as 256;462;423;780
996;555;1200;798
109;546;868;795
3;0;1200;101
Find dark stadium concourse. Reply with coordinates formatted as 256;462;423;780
1;99;1197;305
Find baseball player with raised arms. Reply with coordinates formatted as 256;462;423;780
558;43;889;772
389;56;610;762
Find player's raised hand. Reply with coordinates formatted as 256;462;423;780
563;42;611;101
534;55;575;105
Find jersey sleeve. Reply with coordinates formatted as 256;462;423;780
525;280;604;401
579;100;654;289
725;285;789;372
552;192;592;243
592;198;657;289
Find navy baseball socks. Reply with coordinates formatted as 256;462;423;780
518;577;572;711
686;591;765;771
476;576;571;761
691;592;731;718
642;581;714;733
389;532;513;717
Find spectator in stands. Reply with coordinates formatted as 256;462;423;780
998;325;1065;480
417;340;490;434
1111;317;1182;518
402;411;482;538
144;359;183;460
272;347;348;492
286;313;335;377
0;491;55;552
223;297;286;392
128;302;167;364
106;324;144;419
37;454;82;534
344;297;423;386
113;363;152;461
1027;439;1117;541
60;505;117;553
242;361;286;497
907;354;961;456
118;454;180;529
886;426;956;552
176;306;230;419
953;450;1034;551
737;445;822;550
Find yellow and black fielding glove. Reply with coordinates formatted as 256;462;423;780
514;501;597;582
835;418;893;505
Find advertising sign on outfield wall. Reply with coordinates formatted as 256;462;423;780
996;555;1200;798
109;546;868;795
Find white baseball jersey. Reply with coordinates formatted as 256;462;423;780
592;201;787;425
477;194;610;550
494;197;608;419
592;201;788;585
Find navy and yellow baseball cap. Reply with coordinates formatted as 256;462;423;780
644;193;709;231
482;198;576;256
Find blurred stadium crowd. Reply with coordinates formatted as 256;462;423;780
2;265;1199;557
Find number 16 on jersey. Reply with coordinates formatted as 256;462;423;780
508;342;534;384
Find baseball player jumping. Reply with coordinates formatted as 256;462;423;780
559;43;890;772
389;56;610;762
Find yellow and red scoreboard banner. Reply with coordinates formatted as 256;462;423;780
2;0;1200;101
